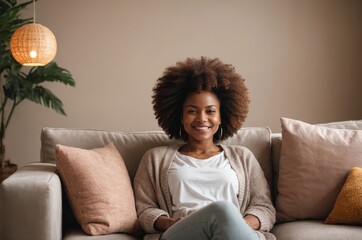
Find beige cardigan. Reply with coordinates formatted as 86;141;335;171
134;144;276;240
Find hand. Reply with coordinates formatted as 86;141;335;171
154;215;183;232
244;214;260;230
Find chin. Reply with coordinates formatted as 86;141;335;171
189;134;215;142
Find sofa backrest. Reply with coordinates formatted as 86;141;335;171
41;127;273;189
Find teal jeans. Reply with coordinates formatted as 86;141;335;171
160;201;259;240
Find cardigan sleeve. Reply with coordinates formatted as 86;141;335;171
133;148;169;233
242;148;276;232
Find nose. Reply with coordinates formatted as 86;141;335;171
197;111;207;122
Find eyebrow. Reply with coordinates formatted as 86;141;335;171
184;105;217;108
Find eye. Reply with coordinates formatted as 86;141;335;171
207;109;216;114
187;109;197;114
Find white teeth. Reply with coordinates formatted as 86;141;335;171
194;126;210;130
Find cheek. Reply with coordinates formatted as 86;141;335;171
181;115;192;124
213;114;221;124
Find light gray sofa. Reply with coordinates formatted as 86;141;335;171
1;122;362;240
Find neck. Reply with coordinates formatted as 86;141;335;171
182;140;218;154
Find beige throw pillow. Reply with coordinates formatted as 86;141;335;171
55;143;139;235
325;167;362;225
276;118;362;222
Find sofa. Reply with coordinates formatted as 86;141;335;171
1;118;362;240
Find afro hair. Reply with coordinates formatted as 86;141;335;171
152;56;250;142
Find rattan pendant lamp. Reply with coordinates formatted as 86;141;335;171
10;0;57;66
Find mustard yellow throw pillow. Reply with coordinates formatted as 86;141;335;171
325;167;362;225
56;143;139;235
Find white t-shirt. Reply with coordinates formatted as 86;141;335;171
168;151;239;217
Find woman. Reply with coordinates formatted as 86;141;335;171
134;57;276;240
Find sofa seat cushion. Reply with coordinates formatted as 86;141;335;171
63;228;141;240
271;220;362;240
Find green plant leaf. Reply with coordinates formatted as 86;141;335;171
0;0;32;72
27;62;75;87
3;68;30;102
0;1;33;33
0;0;15;13
27;85;66;115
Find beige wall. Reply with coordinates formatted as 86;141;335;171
8;0;362;167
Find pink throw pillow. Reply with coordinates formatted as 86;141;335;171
56;143;139;235
276;118;362;222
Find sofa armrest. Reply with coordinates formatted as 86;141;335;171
0;163;62;240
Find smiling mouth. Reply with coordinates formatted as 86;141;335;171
193;126;212;131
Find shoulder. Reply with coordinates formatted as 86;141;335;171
221;144;257;166
140;145;181;166
136;145;180;177
221;144;253;156
143;145;180;157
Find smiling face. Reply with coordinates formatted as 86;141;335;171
181;91;221;143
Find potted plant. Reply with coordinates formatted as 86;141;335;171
0;0;75;180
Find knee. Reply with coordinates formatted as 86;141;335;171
209;201;237;211
207;201;240;221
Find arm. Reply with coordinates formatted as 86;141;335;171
243;149;276;232
133;148;170;233
0;163;62;240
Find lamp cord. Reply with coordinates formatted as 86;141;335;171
33;0;36;23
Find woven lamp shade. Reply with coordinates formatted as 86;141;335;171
10;23;57;66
